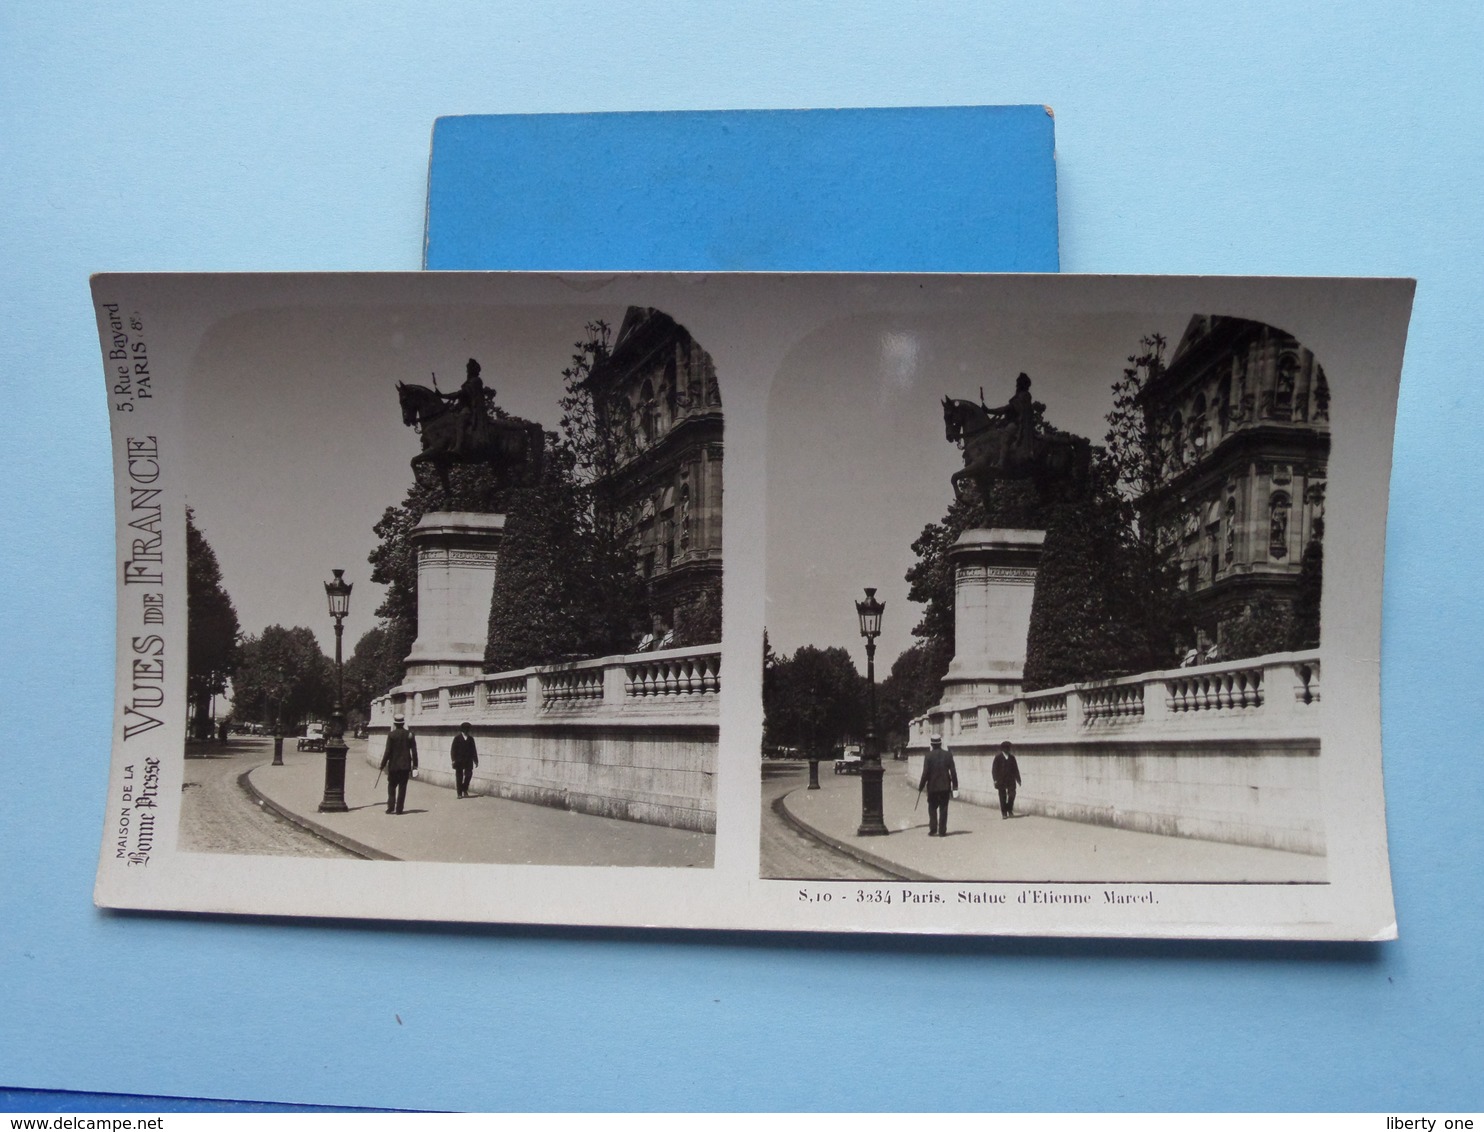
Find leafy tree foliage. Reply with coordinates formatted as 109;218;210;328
231;625;332;732
1222;595;1296;660
1286;528;1323;651
186;509;240;740
1074;333;1194;672
762;644;866;757
485;324;649;669
557;321;620;488
484;445;648;670
1021;335;1193;688
672;577;723;648
876;638;953;749
1021;460;1171;689
343;625;407;726
1104;334;1173;512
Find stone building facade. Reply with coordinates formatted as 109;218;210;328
587;307;723;643
1138;315;1329;650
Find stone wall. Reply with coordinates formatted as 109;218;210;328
909;650;1323;854
369;645;719;833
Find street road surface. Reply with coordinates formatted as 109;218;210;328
760;761;896;880
180;739;356;858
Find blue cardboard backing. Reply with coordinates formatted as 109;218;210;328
3;1;1481;1114
424;106;1058;272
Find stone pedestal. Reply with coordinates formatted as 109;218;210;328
403;512;505;679
941;528;1045;703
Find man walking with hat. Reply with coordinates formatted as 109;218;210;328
380;713;419;815
992;739;1022;819
918;733;959;837
450;720;479;798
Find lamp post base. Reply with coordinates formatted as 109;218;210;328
857;762;889;836
318;738;349;812
807;759;821;790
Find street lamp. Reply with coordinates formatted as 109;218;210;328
854;586;888;837
317;568;352;813
271;664;286;766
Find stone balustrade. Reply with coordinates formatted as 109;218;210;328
909;650;1324;855
916;650;1320;745
368;645;720;832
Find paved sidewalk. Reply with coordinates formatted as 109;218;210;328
243;740;713;868
780;765;1326;884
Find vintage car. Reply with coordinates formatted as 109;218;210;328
833;744;865;774
297;722;325;752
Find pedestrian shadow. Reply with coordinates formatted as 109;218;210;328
940;830;972;837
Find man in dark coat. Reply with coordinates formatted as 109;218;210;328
992;739;1022;818
918;733;959;837
450;721;479;798
380;714;419;815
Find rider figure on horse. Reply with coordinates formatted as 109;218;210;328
441;358;491;456
983;372;1035;469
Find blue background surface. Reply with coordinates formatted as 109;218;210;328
3;2;1482;1113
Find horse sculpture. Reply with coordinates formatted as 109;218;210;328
942;395;1090;503
396;381;545;497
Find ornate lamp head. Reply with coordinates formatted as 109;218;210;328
324;569;352;619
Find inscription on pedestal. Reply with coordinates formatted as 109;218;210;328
957;564;1038;585
418;547;500;569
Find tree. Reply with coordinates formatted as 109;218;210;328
484;325;650;670
1104;334;1173;511
1022;336;1193;688
343;625;405;725
672;578;723;648
484;446;648;670
1091;333;1194;668
186;509;239;740
556;321;620;488
876;638;954;749
231;625;332;732
1223;595;1296;660
1286;525;1323;651
762;644;866;757
1022;460;1156;689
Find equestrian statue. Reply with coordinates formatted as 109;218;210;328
942;372;1091;503
397;358;544;497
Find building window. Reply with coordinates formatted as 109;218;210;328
1223;496;1237;564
